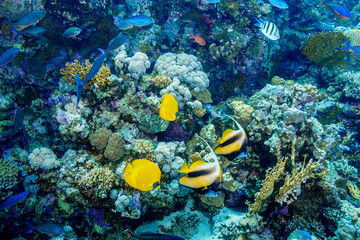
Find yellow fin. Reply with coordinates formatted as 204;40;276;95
178;161;189;173
218;129;234;144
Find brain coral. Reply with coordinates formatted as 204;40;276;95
104;133;125;161
89;127;112;150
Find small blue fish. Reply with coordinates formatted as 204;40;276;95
26;221;64;236
63;27;82;38
341;40;360;56
0;48;20;67
201;0;220;3
254;18;280;41
105;35;129;52
204;190;221;197
14;26;46;39
269;0;288;9
116;15;154;27
317;0;351;20
235;152;248;159
75;48;106;107
0;192;28;210
4;10;46;31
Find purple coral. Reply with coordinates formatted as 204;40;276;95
164;122;191;142
87;207;112;229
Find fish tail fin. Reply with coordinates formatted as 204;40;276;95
341;40;352;50
4;21;15;33
98;48;105;54
254;18;262;27
316;0;323;7
26;222;35;233
116;16;125;28
178;161;189;173
124;229;137;240
14;29;20;39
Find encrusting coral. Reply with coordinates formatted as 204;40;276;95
300;31;349;70
60;59;111;87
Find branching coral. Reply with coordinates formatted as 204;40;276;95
134;139;155;154
249;140;328;213
300;31;349;69
60;59;111;87
78;166;117;198
248;146;287;214
347;181;360;200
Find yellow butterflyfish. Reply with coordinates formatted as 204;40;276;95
123;159;161;191
178;136;221;189
159;93;179;121
215;115;247;157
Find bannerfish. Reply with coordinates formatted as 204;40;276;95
341;40;360;55
116;15;154;27
105;35;129;52
14;26;46;39
178;136;222;189
269;0;288;9
26;221;64;236
0;48;20;67
75;48;106;107
123;159;161;191
215;115;247;158
4;10;46;31
201;0;220;3
189;32;206;46
125;229;185;240
159;93;179;121
254;18;280;41
0;192;28;210
63;27;82;38
317;0;351;20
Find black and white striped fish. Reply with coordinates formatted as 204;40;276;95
255;18;280;41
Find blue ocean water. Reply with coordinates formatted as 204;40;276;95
0;0;359;239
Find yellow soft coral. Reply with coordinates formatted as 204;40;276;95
248;146;287;214
347;181;360;200
60;60;111;88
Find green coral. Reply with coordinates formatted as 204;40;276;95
0;158;19;189
300;31;349;69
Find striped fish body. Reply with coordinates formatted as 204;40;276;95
255;18;280;41
178;160;221;189
215;128;247;155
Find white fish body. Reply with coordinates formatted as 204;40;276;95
255;18;280;41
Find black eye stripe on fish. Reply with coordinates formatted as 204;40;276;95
187;169;214;178
219;134;241;147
